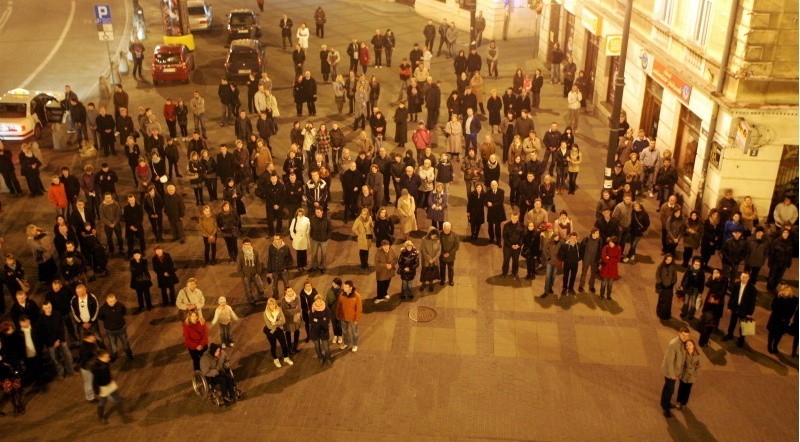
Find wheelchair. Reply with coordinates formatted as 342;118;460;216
192;369;241;407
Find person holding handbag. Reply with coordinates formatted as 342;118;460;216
598;236;622;300
698;268;727;347
419;227;441;292
766;284;798;354
722;270;757;347
263;298;293;368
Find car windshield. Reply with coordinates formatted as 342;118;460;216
187;6;206;15
230;13;254;26
155;53;182;64
0;103;26;118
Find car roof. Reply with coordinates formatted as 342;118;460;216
229;9;255;15
230;39;260;50
154;44;187;54
0;88;62;103
186;0;208;6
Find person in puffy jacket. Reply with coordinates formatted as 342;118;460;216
598;236;622;300
397;241;419;300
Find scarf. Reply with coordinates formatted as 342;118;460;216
243;247;255;266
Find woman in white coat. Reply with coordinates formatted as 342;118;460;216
289;207;311;271
443;114;464;159
296;23;310;50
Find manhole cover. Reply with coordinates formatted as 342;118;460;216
408;306;437;323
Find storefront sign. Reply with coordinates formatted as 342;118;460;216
581;9;602;36
735;119;751;152
605;35;622;56
652;59;692;104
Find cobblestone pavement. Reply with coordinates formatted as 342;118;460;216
0;0;796;440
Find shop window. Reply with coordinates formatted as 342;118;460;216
674;106;702;189
693;0;713;45
654;0;676;26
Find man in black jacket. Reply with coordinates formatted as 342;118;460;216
466;47;482;79
558;232;582;296
262;173;287;236
723;271;757;347
279;14;293;50
266;235;294;298
95;106;116;156
305;170;329;212
501;210;524;278
17;316;46;386
77;333;99;402
143;185;164;241
116;107;136;147
301;71;318;116
60;167;81;216
425;80;441;131
0;141;22;196
45;280;78;344
721;229;748;293
218;79;234;126
38;301;75;378
122;194;146;256
309;207;332;273
541;123;561;175
216;145;238;184
163;184;186;243
98;294;133;360
94;163;118;197
486;180;506;246
424;19;437;53
655;158;678;205
70;284;101;340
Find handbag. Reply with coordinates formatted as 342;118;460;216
740;319;756;336
98;381;118;398
208;234;217;244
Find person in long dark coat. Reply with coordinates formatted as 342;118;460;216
393;102;409;147
655;254;678;320
485;180;506;246
766;284;798;354
151;246;179;306
129;251;152;312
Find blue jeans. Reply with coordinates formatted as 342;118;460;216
342;321;360;346
220;323;233;346
628;236;642;257
48;344;75;377
243;275;266;302
106;327;132;358
80;368;95;401
309;239;328;270
600;278;614;298
401;279;413;299
544;263;557;294
314;339;331;360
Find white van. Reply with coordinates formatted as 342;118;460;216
187;0;213;31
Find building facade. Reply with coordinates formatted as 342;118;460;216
416;0;799;218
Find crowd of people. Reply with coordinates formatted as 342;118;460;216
0;6;797;422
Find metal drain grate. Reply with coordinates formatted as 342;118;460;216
408;306;437;323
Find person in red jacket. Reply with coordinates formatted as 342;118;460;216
598;236;622;300
358;42;371;75
163;98;177;139
411;122;431;163
336;280;362;352
182;310;209;371
47;175;69;217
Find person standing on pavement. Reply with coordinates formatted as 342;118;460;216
123;194;146;256
501;210;524;278
237;238;266;305
95;106;116;157
189;91;207;139
655;254;678;320
280;288;303;354
279;14;293;50
374;240;397;303
267;235;294;299
548;43;565;84
371;29;386;69
163;184;186;244
438;222;459;286
336;280;363;352
77;333;99;403
263;298;293;368
129;38;145;80
176;278;205;319
37;300;75;379
308;206;332;273
767;284;799;354
314;7;326;38
557;232;581;296
767;228;794;293
151;246;178;306
424;19;437;53
129;250;153;312
0;142;22;196
578;228;601;293
676;339;701;410
182;310;208;371
97;294;134;361
309;294;332;364
722;271;757;347
660;326;689;418
566;86;582;132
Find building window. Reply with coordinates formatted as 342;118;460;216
693;0;713;45
606;56;620;104
674;106;702;189
654;0;676;25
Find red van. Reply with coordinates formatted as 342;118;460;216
152;44;195;85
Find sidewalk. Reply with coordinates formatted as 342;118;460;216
0;0;795;440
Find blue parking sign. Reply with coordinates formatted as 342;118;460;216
94;5;112;25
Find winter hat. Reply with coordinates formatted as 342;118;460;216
218;296;227;304
209;343;220;355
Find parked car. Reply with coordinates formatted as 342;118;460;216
0;89;61;141
225;39;265;83
186;0;212;32
152;44;195;85
226;9;260;43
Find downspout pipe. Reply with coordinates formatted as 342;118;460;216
694;0;740;213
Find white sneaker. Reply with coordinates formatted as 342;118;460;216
283;357;294;366
337;336;343;344
622;257;629;263
221;343;227;348
229;343;235;347
385;293;391;300
340;344;348;350
374;298;385;304
273;359;282;368
352;346;358;352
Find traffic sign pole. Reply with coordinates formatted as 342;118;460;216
94;5;116;83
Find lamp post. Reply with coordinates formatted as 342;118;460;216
602;0;634;190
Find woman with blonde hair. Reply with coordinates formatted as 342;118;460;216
289;207;311;271
182;310;208;371
767;284;798;354
309;294;332;364
280;287;303;354
739;195;758;235
352;207;374;269
199;205;218;265
263;297;293;367
19;143;45;196
26;224;58;284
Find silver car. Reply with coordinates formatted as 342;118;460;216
187;0;212;31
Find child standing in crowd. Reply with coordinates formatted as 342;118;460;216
211;296;241;348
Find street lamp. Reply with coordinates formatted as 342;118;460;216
603;0;634;190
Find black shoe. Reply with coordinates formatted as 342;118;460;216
663;410;672;418
722;335;733;342
539;293;548;298
736;337;745;348
448;281;454;286
589;287;596;294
